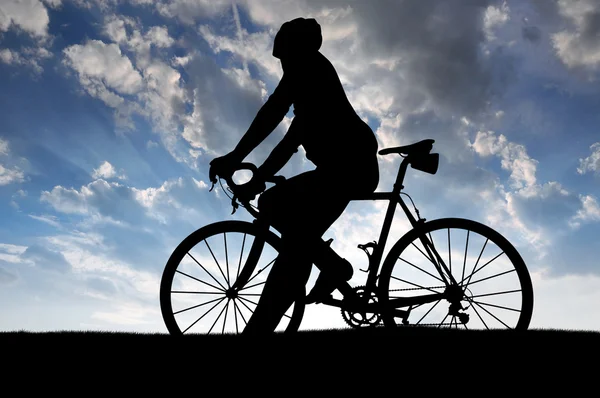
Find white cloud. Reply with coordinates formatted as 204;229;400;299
484;1;510;40
0;0;50;38
471;130;538;190
0;164;25;186
63;40;144;96
570;194;600;228
0;138;9;155
92;161;117;179
0;137;25;186
28;214;61;228
0;46;52;74
551;0;600;70
577;142;600;175
91;160;126;180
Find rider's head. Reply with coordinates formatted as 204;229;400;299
272;17;322;60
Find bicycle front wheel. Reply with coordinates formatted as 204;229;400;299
378;218;534;330
160;220;305;335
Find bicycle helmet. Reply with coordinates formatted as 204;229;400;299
272;17;322;59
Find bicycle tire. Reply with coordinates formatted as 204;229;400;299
377;218;534;330
160;220;305;335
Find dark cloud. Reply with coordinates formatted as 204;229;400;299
21;244;71;273
522;25;542;43
346;0;512;119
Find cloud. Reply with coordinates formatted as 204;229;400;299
551;0;600;70
577;142;600;175
570;194;600;228
28;214;61;228
484;1;511;40
522;25;542;43
471;130;538;190
63;40;144;96
0;0;51;38
91;160;126;180
0;138;26;186
21;244;71;273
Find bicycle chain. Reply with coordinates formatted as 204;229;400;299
387;285;468;328
388;285;446;292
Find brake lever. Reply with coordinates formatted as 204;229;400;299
231;195;239;215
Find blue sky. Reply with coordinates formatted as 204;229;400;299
1;0;599;332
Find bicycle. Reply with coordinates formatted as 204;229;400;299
159;138;534;335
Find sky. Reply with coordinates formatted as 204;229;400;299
1;0;599;333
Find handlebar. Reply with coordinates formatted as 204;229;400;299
212;162;286;217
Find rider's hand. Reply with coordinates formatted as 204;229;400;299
235;175;266;203
209;152;242;184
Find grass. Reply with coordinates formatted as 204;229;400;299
3;326;599;391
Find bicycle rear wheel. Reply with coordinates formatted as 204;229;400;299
160;220;305;335
378;218;534;330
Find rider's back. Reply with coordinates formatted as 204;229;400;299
282;51;378;181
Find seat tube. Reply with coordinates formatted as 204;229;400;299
366;157;410;287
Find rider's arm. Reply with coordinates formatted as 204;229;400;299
256;123;301;180
230;74;294;161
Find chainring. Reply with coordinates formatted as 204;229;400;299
341;286;382;329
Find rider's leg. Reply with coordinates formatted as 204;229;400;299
242;171;351;335
242;232;312;335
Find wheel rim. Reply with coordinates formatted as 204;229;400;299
160;221;305;335
379;218;533;330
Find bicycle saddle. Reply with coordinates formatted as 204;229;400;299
378;139;435;156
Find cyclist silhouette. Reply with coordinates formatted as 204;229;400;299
209;17;379;335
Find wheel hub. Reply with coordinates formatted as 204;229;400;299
225;288;238;299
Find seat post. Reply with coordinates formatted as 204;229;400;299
392;156;411;195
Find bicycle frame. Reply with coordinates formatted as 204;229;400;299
227;152;459;319
314;153;461;318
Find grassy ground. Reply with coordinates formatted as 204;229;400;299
3;326;598;392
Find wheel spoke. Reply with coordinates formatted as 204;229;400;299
237;233;246;281
233;299;240;333
468;298;511;329
466;268;516;287
239;293;262;297
224;233;230;286
237;296;256;314
205;239;230;288
470;289;521;299
399;257;443;283
171;290;224;294
461;230;469;283
185;253;227;291
462;251;505;287
390;275;443;294
437;312;449;328
416;299;441;325
175;269;225;292
207;299;229;334
244;257;277;286
410;242;436;265
462;238;488;287
234;300;248;325
466;297;489;330
239;296;259;307
173;296;224;315
471;300;520;313
448;228;451;275
222;299;230;334
239;280;266;291
182;297;226;334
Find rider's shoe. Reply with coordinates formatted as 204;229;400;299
305;258;353;304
